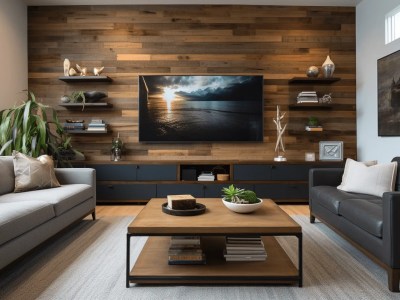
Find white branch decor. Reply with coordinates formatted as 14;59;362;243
273;105;287;161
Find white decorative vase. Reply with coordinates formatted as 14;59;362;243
322;55;335;78
63;58;70;76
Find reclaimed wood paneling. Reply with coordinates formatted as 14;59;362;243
27;5;356;162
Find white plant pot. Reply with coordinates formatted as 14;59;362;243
222;198;263;214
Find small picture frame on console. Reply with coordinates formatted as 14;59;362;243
319;141;343;161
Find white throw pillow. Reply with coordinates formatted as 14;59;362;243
337;158;397;197
337;159;377;190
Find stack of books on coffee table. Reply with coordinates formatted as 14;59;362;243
168;236;206;265
224;236;267;261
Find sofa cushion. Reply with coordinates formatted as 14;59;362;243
0;201;55;245
0;156;15;195
337;158;397;197
13;151;60;193
310;186;380;215
0;184;92;216
338;199;383;238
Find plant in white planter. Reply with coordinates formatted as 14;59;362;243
222;185;263;213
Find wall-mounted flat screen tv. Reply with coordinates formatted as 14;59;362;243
138;75;264;142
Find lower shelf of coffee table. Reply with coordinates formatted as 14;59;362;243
129;236;298;284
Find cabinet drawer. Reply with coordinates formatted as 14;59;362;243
137;165;177;181
254;184;308;200
270;165;311;181
97;183;156;200
233;165;271;180
157;184;204;198
91;164;137;181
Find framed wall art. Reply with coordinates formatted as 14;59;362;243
319;141;343;161
378;49;400;136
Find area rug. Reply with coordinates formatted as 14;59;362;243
0;215;398;300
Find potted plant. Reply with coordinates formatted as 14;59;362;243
221;184;263;213
0;91;81;165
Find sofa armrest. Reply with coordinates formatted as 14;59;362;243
309;168;344;187
55;168;96;187
383;192;400;268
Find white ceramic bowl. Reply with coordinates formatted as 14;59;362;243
222;198;263;214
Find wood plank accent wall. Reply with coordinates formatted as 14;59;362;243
27;5;356;162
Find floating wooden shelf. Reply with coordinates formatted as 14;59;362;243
64;129;111;134
288;77;340;84
59;103;113;108
59;76;112;82
289;103;333;110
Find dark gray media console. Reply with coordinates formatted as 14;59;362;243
83;161;343;204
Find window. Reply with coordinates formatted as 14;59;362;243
385;5;400;44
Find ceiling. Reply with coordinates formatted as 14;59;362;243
24;0;361;7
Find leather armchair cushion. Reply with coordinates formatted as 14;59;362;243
339;199;383;238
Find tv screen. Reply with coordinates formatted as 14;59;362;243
138;75;264;142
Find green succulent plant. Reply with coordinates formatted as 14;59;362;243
222;184;260;204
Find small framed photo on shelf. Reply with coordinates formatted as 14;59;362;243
319;141;343;161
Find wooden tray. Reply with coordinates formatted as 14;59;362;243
162;202;206;216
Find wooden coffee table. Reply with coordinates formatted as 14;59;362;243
126;198;302;287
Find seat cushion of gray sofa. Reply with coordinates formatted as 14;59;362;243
338;199;383;238
0;201;55;245
0;184;93;216
311;186;380;214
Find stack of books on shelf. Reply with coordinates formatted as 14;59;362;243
197;171;215;181
168;236;206;265
224;236;267;262
63;120;84;131
305;125;323;132
87;119;107;132
297;91;318;103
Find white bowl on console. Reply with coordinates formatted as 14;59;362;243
222;198;263;214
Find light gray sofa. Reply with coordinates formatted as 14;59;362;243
0;156;96;270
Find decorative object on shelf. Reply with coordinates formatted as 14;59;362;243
60;95;70;103
111;132;123;161
378;49;400;136
305;116;323;131
67;91;86;111
76;64;87;76
221;185;262;213
319;93;332;104
305;152;316;162
297;91;318;103
93;66;104;76
319;141;343;161
306;66;319;78
273;105;287;162
63;58;70;76
321;55;335;78
68;67;77;76
83;91;107;103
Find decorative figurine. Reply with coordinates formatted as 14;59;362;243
63;58;70;76
76;64;87;76
93;66;104;76
319;93;332;104
322;55;335;78
68;67;77;76
273;105;287;162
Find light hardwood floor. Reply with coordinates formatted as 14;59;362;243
95;204;309;218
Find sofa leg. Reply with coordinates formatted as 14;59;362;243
388;268;400;292
91;211;96;220
310;214;316;223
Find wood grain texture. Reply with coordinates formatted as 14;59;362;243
28;5;356;162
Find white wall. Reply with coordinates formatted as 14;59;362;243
356;0;400;163
0;0;27;110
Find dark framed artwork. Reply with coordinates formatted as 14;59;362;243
378;49;400;136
